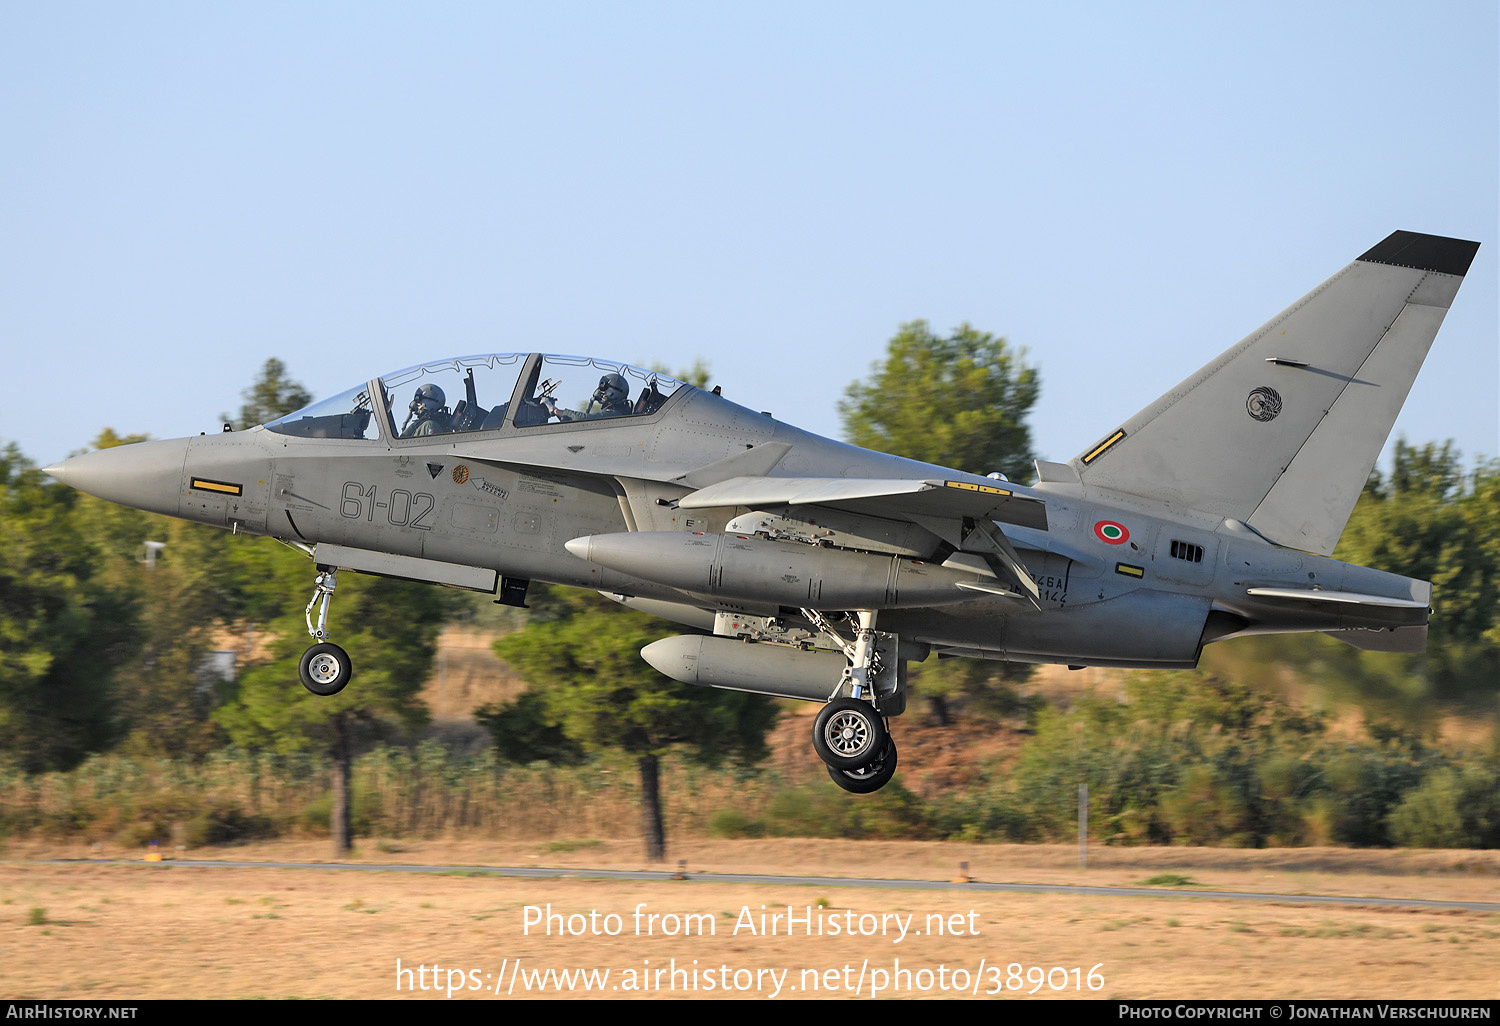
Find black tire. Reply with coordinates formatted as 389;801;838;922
827;738;899;794
299;642;352;696
812;697;888;770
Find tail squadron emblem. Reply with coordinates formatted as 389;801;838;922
1246;386;1283;423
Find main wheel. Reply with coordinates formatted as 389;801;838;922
299;642;352;696
827;738;899;794
812;697;888;770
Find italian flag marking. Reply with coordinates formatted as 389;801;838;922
1094;520;1129;545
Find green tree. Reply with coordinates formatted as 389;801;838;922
840;321;1042;718
492;589;777;860
64;430;257;759
647;360;712;389
213;541;450;853
907;654;1036;727
211;359;450;853
839;320;1040;482
0;443;137;770
673;359;712;389
74;359;317;755
1343;440;1499;644
1004;672;1354;846
224;358;312;429
475;689;587;766
1387;764;1500;848
1335;439;1500;710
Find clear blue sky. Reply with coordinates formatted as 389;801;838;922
3;2;1495;475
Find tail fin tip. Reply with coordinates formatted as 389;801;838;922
1357;231;1479;277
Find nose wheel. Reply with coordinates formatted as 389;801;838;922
299;568;353;696
299;642;353;696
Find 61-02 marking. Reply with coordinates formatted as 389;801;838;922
340;481;435;530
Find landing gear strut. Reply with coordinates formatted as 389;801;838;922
299;568;352;696
806;608;900;792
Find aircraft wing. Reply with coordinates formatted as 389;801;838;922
449;445;1051;604
677;475;1048;605
1246;586;1430;652
675;475;1049;531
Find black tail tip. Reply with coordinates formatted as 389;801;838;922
1358;230;1480;277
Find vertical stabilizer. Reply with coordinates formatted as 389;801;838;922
1070;231;1478;555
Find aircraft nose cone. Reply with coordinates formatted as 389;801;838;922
44;437;190;518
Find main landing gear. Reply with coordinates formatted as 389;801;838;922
806;609;900;794
816;697;899;793
299;568;352;696
813;698;887;768
826;737;898;794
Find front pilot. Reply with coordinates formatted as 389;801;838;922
401;384;450;437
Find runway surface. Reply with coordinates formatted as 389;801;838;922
41;858;1500;913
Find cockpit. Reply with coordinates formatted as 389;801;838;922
264;354;690;440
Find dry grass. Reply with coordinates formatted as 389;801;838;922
3;838;1498;1000
420;625;528;721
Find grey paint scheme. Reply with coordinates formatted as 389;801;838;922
1068;251;1473;557
44;231;1476;705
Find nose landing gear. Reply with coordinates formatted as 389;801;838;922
299;642;353;696
299;569;352;696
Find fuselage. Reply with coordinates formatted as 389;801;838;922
47;351;1430;671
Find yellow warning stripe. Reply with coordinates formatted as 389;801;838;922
190;478;243;496
1082;429;1126;464
944;481;1011;496
1115;562;1145;578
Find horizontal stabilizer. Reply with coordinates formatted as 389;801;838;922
1245;587;1428;609
1323;626;1429;653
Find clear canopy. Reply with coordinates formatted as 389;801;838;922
265;354;689;440
264;382;378;439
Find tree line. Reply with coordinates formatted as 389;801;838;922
1;334;1495;857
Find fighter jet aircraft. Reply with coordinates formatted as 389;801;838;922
45;230;1479;792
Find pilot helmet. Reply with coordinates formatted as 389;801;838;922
595;372;629;405
413;383;446;413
